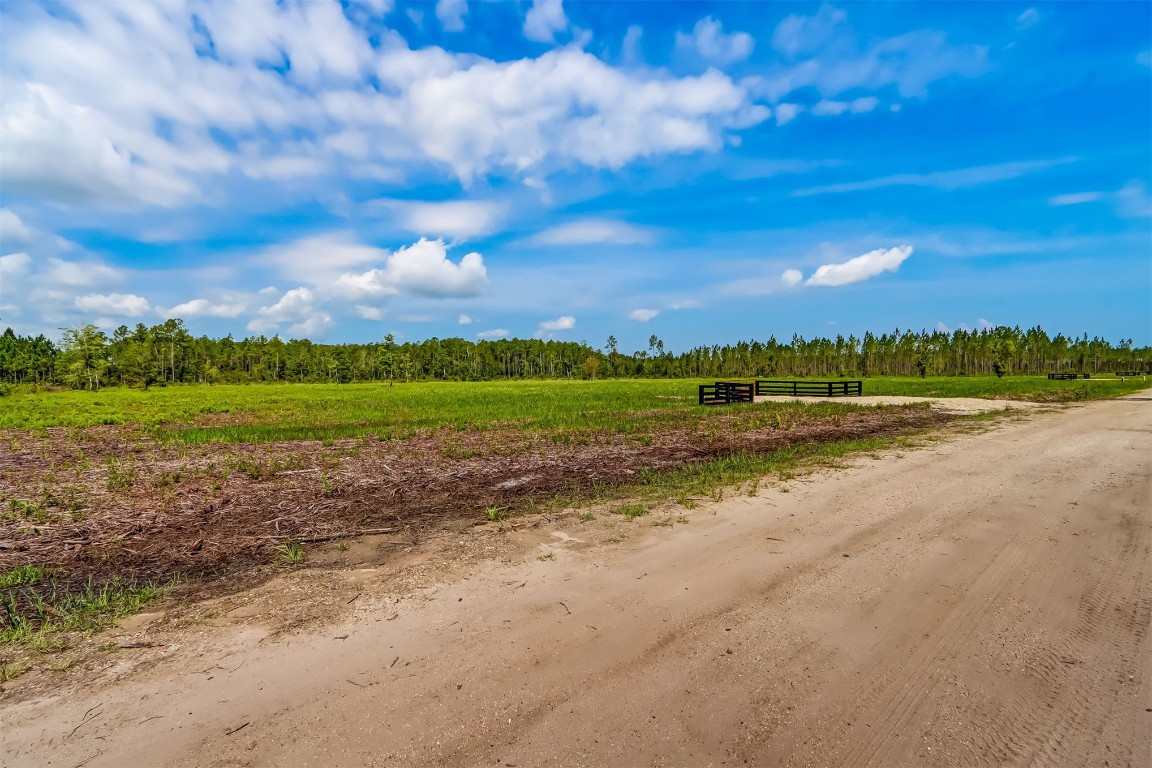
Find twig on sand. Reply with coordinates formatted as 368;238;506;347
225;722;250;736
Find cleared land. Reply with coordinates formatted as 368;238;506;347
0;387;1148;767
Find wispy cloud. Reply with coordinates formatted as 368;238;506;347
676;16;754;65
792;158;1077;197
1048;191;1104;206
526;219;656;246
1015;8;1039;30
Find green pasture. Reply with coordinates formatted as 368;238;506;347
1;375;1145;443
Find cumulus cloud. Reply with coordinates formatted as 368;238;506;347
329;239;486;299
1;2;771;202
163;298;245;318
524;0;568;43
247;286;333;337
535;315;575;337
477;328;508;339
805;245;913;287
458;313;472;324
436;0;468;32
780;268;803;288
628;308;659;322
74;292;151;317
676;17;754;65
527;219;655;246
394;200;504;239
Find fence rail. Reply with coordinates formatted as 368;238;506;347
698;381;755;406
755;379;863;397
1047;373;1091;380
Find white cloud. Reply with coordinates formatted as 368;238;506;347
792;158;1076;197
288;312;333;338
395;200;504;239
458;313;472;324
524;0;568;44
977;317;995;330
1117;180;1152;218
774;103;803;126
44;257;123;287
810;97;878;117
1016;8;1039;29
1;5;770;201
436;0;468;32
355;305;384;320
1048;191;1104;206
249;287;316;332
622;25;644;65
0;209;34;247
1049;181;1150;217
257;234;386;284
477;328;508;339
163;298;245;318
332;238;487;299
771;4;847;60
780;268;803;288
74;292;151;317
755;7;988;103
535;314;575;337
0;252;33;276
805;245;913;287
628;308;659;322
247;286;332;337
527;219;655;246
676;17;754;66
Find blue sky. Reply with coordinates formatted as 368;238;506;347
0;0;1149;352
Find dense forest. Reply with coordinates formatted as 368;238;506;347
1;320;1149;390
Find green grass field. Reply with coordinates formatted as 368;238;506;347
2;375;1146;443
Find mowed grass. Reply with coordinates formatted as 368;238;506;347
855;375;1149;400
2;375;1145;443
1;379;704;441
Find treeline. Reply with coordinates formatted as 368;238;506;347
1;321;1148;390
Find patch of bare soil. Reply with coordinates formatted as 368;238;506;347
0;405;950;596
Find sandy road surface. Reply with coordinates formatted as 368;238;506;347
4;393;1150;768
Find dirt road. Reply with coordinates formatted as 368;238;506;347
4;393;1150;768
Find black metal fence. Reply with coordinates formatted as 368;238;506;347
755;380;863;397
1047;373;1091;380
698;381;755;405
